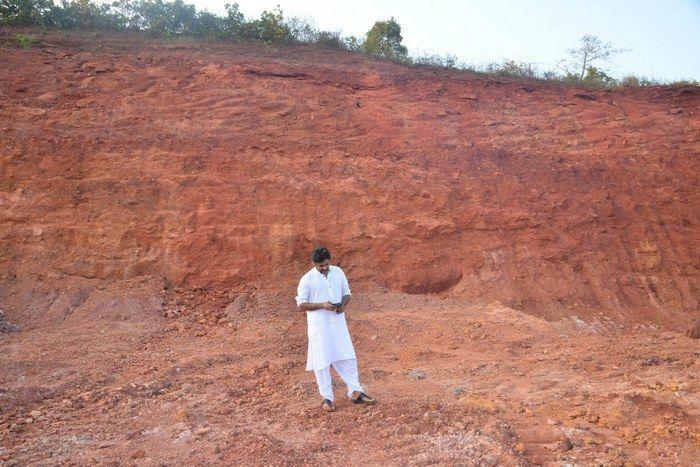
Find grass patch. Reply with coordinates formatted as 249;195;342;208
15;33;38;49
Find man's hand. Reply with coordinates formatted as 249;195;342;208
322;301;336;311
336;295;350;314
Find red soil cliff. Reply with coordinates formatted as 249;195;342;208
1;31;698;327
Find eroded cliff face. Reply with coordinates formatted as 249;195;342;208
1;31;698;326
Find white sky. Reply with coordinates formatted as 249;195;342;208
192;0;699;80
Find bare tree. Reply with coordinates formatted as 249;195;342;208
568;35;627;81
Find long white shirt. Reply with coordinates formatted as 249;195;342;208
295;265;356;371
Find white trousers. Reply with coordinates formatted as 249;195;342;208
313;358;364;402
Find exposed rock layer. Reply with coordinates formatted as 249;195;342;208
1;30;698;326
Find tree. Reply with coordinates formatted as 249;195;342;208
363;17;407;59
42;0;117;29
192;10;224;37
239;6;294;43
314;30;345;49
0;0;54;26
567;34;626;81
581;66;618;88
133;0;197;36
344;35;362;52
221;3;244;38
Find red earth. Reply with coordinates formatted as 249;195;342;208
0;29;698;465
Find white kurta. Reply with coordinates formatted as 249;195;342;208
295;265;356;371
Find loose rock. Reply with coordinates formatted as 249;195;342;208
173;429;192;444
0;309;19;333
224;294;247;321
195;427;211;437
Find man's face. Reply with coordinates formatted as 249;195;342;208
315;259;330;275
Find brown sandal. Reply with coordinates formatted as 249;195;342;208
321;399;335;411
351;391;376;405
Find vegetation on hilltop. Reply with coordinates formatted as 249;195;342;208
1;0;697;88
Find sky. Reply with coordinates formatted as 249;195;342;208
190;0;700;81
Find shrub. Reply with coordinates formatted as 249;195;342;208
42;0;121;30
488;60;536;78
15;32;38;48
284;16;316;43
257;7;291;42
541;70;560;81
619;75;659;87
618;76;698;87
219;2;243;38
1;0;54;26
412;53;461;69
239;6;294;43
363;17;407;60
580;66;618;88
343;35;363;52
132;0;197;37
559;71;582;85
314;30;345;49
192;10;225;38
667;79;700;87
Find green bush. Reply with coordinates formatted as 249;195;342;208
619;76;698;87
1;0;54;26
667;78;699;86
619;75;657;87
42;0;121;29
284;16;316;43
343;35;363;52
488;60;536;78
219;2;242;38
191;10;225;38
581;66;618;88
363;17;407;60
557;71;582;85
238;6;294;43
412;53;460;69
132;0;197;37
314;30;344;49
15;32;38;48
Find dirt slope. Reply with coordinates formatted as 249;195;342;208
1;280;698;465
1;29;698;326
0;30;699;465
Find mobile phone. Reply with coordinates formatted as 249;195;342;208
332;302;342;308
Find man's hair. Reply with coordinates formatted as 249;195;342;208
312;246;331;263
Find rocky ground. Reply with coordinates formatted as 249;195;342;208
1;278;698;465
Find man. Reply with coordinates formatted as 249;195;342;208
295;246;376;411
